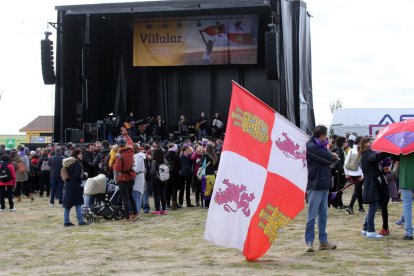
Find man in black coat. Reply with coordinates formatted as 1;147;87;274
305;125;338;252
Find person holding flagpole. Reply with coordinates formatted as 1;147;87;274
305;125;339;252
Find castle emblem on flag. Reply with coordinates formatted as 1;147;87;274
231;107;269;143
258;203;291;243
214;179;255;217
275;132;307;166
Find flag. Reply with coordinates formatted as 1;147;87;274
201;24;226;37
204;82;309;260
226;20;253;45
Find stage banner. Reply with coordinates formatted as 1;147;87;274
204;82;309;260
133;14;258;66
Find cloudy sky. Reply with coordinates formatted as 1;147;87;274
0;0;413;134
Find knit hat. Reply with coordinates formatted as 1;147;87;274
348;135;356;142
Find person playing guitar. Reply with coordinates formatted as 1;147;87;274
196;112;208;139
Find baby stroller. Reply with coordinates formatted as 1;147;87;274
82;174;124;223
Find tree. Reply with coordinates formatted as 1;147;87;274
330;99;343;114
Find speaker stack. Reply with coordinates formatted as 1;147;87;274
41;38;56;85
265;30;280;80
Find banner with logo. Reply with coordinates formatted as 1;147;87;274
133;14;258;66
204;82;309;260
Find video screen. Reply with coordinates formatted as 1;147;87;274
133;14;258;66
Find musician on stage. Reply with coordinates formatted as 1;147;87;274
153;115;168;141
211;112;224;138
177;115;189;136
196;112;208;140
124;112;137;137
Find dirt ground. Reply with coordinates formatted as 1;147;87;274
1;189;413;276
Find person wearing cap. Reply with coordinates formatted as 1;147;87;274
344;136;365;214
113;128;139;223
345;134;356;155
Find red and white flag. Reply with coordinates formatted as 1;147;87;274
226;19;253;45
204;82;309;260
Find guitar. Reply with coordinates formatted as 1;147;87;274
138;117;154;133
123;119;143;130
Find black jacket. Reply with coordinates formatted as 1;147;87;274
306;138;336;191
360;149;389;204
48;153;64;179
63;160;84;208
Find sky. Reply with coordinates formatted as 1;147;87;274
0;0;413;134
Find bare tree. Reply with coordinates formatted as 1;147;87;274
330;99;343;114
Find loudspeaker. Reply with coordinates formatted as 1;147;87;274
41;39;56;85
265;31;280;80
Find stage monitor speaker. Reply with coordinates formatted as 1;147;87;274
265;31;280;80
41;39;56;85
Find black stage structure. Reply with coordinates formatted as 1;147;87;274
51;0;314;142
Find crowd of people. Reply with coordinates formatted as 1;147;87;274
305;125;413;253
0;127;223;226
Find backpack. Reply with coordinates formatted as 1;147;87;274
158;163;170;181
0;161;12;182
40;159;50;172
17;161;27;174
61;166;70;181
345;151;359;171
98;153;111;176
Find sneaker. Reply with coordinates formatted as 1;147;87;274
64;222;75;227
59;204;64;208
0;208;4;212
150;211;161;215
318;242;337;250
160;210;167;215
378;229;390;236
395;220;404;226
358;208;365;213
305;243;314;252
50;203;54;207
361;230;367;236
187;204;195;207
345;207;354;215
403;235;413;240
10;208;17;212
78;221;89;226
366;232;383;239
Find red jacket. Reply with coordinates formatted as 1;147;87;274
0;163;16;186
113;134;136;182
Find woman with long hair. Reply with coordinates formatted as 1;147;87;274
201;143;218;208
359;137;388;238
149;148;168;215
62;148;88;227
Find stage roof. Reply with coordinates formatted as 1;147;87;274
56;0;274;15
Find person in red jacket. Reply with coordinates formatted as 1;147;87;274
113;128;139;223
0;154;17;211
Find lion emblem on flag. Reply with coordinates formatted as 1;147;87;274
275;132;306;167
214;179;255;217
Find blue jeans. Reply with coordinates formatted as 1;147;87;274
141;180;151;213
50;177;64;204
363;201;379;232
401;189;413;237
305;189;329;244
132;190;142;215
64;205;84;224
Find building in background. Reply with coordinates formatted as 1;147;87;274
19;115;54;143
